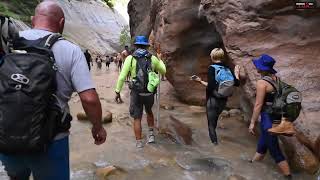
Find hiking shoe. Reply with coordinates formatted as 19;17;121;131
268;119;295;136
148;135;155;144
136;140;144;148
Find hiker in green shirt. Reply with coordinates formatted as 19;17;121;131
115;36;166;148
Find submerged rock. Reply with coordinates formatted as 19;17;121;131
103;111;113;124
228;109;242;117
96;165;127;180
160;104;175;110
228;174;247;180
76;112;88;121
176;152;232;178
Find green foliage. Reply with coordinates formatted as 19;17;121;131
119;25;131;47
103;0;115;8
0;0;39;23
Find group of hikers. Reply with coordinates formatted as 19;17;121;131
83;50;119;71
0;1;302;180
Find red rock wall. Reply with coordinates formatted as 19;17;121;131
128;0;320;173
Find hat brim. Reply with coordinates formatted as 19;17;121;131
134;42;150;46
252;59;277;74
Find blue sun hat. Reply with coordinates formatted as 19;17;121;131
252;54;277;74
134;36;150;46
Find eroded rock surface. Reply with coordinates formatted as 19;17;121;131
128;0;320;173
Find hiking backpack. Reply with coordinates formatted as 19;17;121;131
263;76;302;122
211;64;235;97
0;33;64;154
129;54;160;94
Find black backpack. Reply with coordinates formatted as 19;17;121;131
129;54;152;94
0;33;65;154
263;76;302;122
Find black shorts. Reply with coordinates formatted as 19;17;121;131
129;91;154;119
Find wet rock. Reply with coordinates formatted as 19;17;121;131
220;110;230;118
281;136;320;174
160;104;175;110
228;109;241;117
76;112;88;121
96;165;124;180
159;116;193;145
228;174;247;180
103;111;113;124
176;152;232;178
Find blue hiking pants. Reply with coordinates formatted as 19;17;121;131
257;112;286;163
0;136;69;180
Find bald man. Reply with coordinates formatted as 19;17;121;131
0;2;107;180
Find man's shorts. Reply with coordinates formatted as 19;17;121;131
130;91;154;119
0;136;69;180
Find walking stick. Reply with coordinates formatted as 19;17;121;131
156;73;161;129
156;43;161;129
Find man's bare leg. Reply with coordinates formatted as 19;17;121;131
134;118;144;148
146;112;155;143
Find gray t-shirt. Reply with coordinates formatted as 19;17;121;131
19;29;95;139
20;29;95;111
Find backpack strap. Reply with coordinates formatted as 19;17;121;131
211;64;224;82
43;33;63;49
0;16;18;53
262;76;279;93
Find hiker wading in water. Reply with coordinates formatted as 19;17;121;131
115;36;166;148
192;48;240;145
249;54;292;179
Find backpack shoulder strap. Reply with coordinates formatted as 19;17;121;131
262;76;279;92
43;33;63;49
1;16;18;53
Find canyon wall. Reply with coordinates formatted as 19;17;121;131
128;0;320;174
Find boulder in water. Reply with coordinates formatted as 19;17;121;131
160;104;175;110
95;165;118;179
228;109;242;117
76;112;88;121
159;116;193;145
103;111;113;124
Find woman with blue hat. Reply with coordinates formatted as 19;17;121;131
115;35;166;148
249;54;292;179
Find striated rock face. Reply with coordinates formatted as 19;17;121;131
128;0;320;173
57;0;127;53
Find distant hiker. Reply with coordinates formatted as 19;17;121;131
105;55;111;69
0;2;106;180
84;49;92;71
248;54;292;179
121;45;130;58
122;45;131;81
115;36;166;148
192;48;240;145
117;52;123;71
96;55;102;69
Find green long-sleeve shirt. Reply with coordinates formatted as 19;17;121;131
115;55;166;93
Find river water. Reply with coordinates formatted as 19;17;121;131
0;63;317;180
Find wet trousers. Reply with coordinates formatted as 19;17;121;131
257;112;286;163
206;97;227;143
